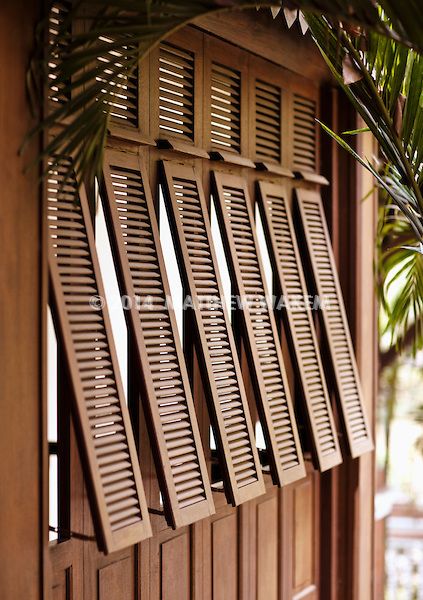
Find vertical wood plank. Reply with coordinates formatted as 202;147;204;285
0;2;42;600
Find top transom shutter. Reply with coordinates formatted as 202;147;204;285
158;42;195;141
293;94;316;172
96;35;139;129
212;172;306;485
161;161;265;506
296;188;373;457
254;79;282;163
257;181;342;470
210;62;241;154
101;150;214;527
47;158;151;554
48;1;72;106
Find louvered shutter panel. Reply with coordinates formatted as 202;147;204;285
101;150;214;527
158;42;195;141
257;182;342;471
210;63;241;153
96;35;139;129
293;94;317;172
212;173;306;485
48;1;72;106
161;161;265;505
296;189;373;457
47;159;151;553
255;80;282;163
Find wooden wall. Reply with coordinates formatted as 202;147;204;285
0;7;377;600
0;2;43;599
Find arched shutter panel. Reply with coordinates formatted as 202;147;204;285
212;172;306;485
295;188;373;457
47;159;151;554
257;181;342;471
101;150;215;527
161;161;265;506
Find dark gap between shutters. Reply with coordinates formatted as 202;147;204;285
47;158;151;553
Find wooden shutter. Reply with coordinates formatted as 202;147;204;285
101;150;215;527
48;1;72;106
296;188;373;457
158;42;195;141
161;161;265;505
210;62;241;154
47;158;151;553
254;79;282;164
96;35;139;129
257;182;342;471
293;94;316;173
212;172;306;485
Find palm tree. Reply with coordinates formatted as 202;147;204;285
29;1;423;349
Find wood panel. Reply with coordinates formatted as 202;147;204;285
212;512;238;600
256;495;278;600
98;558;133;600
0;2;42;599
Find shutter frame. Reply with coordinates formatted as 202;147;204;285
47;161;151;553
257;181;343;471
211;171;307;485
101;150;215;528
161;160;265;506
295;188;374;457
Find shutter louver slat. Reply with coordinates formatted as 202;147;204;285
96;35;139;129
293;94;316;172
159;42;195;141
210;62;241;154
48;1;72;106
257;182;342;471
161;162;265;505
101;151;214;528
295;189;374;457
255;80;281;163
212;173;306;486
47;158;151;553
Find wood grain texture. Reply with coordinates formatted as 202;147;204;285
0;2;42;599
48;160;151;553
295;188;373;458
212;171;306;486
257;181;342;471
101;149;214;528
161;160;265;506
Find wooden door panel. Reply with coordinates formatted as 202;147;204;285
256;496;278;600
161;534;191;600
212;513;238;600
98;558;133;600
292;473;319;597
